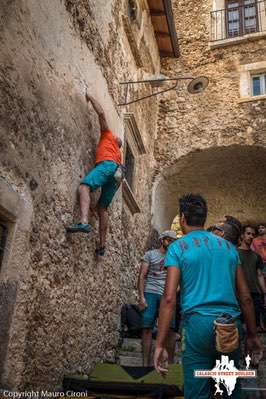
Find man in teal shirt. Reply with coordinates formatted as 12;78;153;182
154;194;262;399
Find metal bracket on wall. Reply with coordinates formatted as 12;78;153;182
117;76;209;106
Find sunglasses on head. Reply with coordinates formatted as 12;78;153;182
214;225;224;232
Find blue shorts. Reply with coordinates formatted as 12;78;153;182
80;160;119;208
181;313;243;399
142;292;176;330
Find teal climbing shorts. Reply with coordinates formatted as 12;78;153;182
142;292;176;330
80;160;119;208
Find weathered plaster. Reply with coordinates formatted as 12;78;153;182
0;0;160;389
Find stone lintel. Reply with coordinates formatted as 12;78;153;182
209;31;266;49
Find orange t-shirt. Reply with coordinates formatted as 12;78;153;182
252;237;266;264
95;130;121;165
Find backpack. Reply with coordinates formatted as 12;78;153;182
121;304;142;338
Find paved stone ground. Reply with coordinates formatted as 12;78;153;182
118;334;266;398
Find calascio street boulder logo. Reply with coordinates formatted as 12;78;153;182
194;355;256;396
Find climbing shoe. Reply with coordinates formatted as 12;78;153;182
66;223;92;234
95;247;105;256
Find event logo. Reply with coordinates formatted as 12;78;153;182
194;355;256;396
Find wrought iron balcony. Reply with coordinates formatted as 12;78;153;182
210;0;266;42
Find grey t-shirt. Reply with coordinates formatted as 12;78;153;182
142;249;166;296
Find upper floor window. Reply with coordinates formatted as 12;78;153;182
226;0;258;38
252;72;266;96
210;0;266;43
0;221;8;270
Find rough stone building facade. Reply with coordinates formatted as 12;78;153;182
0;0;266;391
0;0;163;390
153;0;266;232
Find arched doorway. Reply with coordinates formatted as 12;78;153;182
152;145;266;233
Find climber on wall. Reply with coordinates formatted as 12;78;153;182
66;93;123;257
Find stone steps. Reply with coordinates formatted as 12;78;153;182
118;337;181;367
118;355;143;367
120;338;142;352
118;338;146;367
117;334;266;389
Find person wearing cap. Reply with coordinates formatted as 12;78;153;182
209;216;242;246
220;215;242;246
137;230;177;367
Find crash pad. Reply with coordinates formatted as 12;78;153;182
63;363;183;398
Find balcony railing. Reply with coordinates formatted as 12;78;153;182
210;0;266;42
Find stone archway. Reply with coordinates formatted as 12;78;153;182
152;145;266;233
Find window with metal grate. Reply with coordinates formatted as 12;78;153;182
125;141;135;190
226;0;259;38
0;221;8;270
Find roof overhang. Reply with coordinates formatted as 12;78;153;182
147;0;179;58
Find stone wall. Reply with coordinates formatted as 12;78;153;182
2;0;265;390
153;0;266;231
0;0;160;389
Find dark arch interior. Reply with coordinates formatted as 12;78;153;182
152;145;266;232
